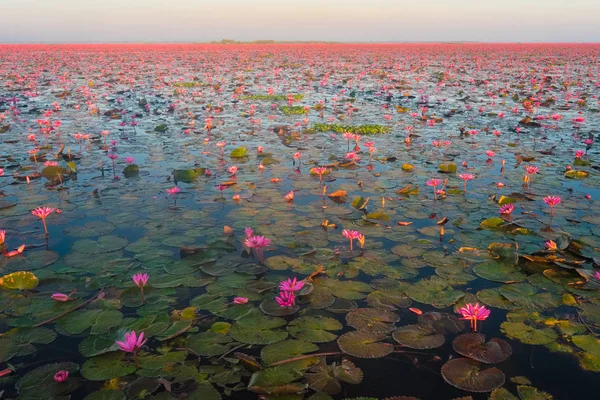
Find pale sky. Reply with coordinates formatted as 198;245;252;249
1;0;599;43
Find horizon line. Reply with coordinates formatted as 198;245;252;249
2;41;600;45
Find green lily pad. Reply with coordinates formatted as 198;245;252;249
0;271;39;290
17;362;81;398
500;321;558;345
480;217;506;229
345;308;400;333
571;335;600;357
248;366;304;395
81;352;136;380
56;309;123;336
72;235;129;254
173;168;205;182
392;324;445;349
337;331;394;358
230;310;288;345
441;358;505;393
287;316;343;343
473;262;526;283
438;163;457;173
260;299;300;317
306;358;363;395
261;339;319;366
499;283;561;311
186;331;234;357
230;147;248;158
452;333;512;363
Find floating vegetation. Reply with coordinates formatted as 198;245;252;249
0;43;598;400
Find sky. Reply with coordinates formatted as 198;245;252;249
1;0;599;43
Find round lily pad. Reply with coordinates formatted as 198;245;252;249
452;333;512;363
346;308;400;333
337;331;394;358
392;324;445;349
441;358;505;392
473;262;527;283
261;339;319;366
185;331;234;357
230;311;288;345
72;235;129;254
287;316;343;343
260;299;300;316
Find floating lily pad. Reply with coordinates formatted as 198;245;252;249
287;316;343;343
17;362;80;398
452;333;512;363
81;352;136;380
441;358;505;392
261;339;319;366
185;331;235;356
72;235;129;254
0;271;39;290
337;331;394;358
230;310;288;345
473;262;526;283
500;321;558;345
260;299;300;316
346;308;400;333
392;324;445;349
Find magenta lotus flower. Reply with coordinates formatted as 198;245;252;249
125;156;135;164
245;227;254;239
275;291;296;307
485;150;495;160
51;293;70;302
245;235;272;264
543;196;561;216
575;150;585;159
279;277;305;292
342;229;362;251
426;178;443;200
499;204;514;215
457;303;490;332
116;330;147;368
54;370;68;383
525;165;538;175
132;273;149;303
166;187;181;196
233;297;248;305
458;173;474;192
32;207;56;235
116;330;147;353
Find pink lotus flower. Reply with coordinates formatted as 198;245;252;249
31;207;56;235
166;187;181;196
486;150;495;160
342;229;362;251
116;330;147;353
458;173;474;191
575;150;585;159
525;165;539;175
51;293;70;302
107;153;118;160
499;204;514;215
44;161;58;167
293;151;301;160
233;297;248;305
245;227;254;239
54;370;68;383
132;273;148;288
0;230;5;245
279;278;304;292
426;178;443;200
275;291;296;307
245;235;272;264
545;240;557;251
132;273;148;303
228;165;238;175
457;303;490;332
125;156;135;164
543;196;561;216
